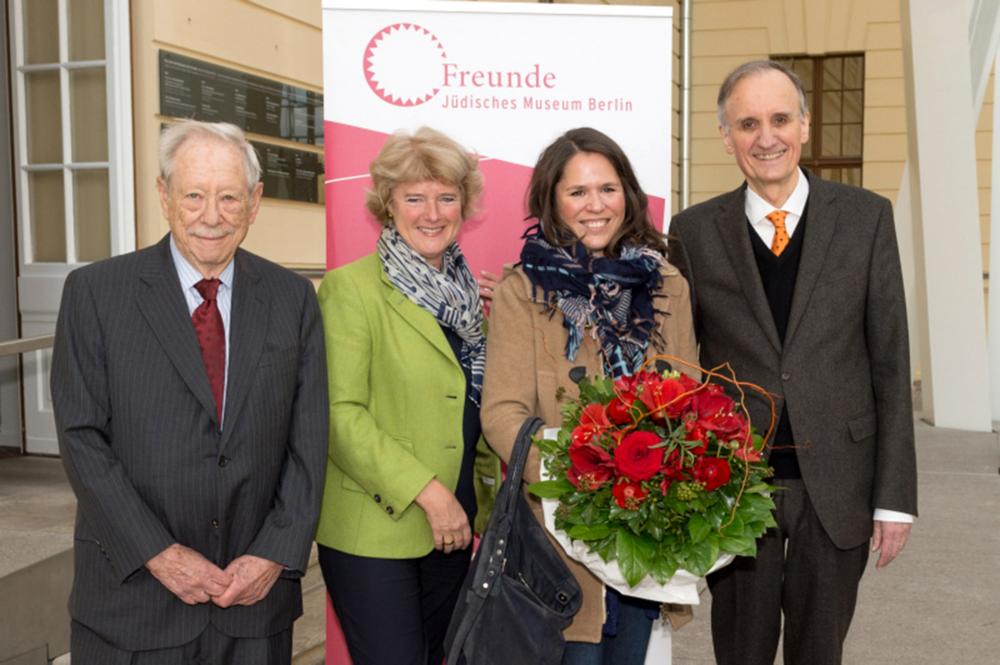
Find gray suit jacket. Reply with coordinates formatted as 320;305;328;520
669;173;917;550
51;235;328;650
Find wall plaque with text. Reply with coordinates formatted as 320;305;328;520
253;141;324;204
159;50;323;147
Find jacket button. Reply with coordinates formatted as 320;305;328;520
781;372;791;381
374;494;381;503
386;506;394;515
211;519;219;528
218;456;228;467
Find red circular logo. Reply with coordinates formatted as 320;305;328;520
364;23;446;107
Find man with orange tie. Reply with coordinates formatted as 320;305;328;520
669;61;917;665
51;120;327;664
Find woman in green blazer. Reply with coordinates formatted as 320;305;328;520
315;127;499;665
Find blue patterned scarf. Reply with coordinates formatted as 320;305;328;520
520;225;663;380
377;227;486;405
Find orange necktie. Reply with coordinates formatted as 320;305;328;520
766;210;789;257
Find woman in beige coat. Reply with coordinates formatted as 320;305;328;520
481;127;698;664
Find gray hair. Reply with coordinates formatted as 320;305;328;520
717;60;809;132
159;120;262;192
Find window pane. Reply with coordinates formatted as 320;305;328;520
820;168;841;182
71;68;108;162
25;70;63;164
821;125;842;157
791;59;813;92
24;0;59;64
844;56;864;89
843;124;863;156
823;57;843;90
802;136;814;160
843;167;862;187
822;91;843;124
843;90;863;123
29;171;66;262
74;170;111;262
68;0;105;61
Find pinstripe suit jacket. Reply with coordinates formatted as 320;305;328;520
669;173;917;550
50;234;328;650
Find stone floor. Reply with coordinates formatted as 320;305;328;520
5;416;999;664
672;418;1000;664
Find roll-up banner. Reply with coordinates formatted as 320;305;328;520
322;0;674;275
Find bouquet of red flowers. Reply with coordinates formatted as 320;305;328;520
528;359;777;589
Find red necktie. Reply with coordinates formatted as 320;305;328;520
193;279;225;422
766;210;790;256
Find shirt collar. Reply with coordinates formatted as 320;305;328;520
744;167;810;223
169;235;235;290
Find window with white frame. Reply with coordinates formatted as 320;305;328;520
10;0;133;265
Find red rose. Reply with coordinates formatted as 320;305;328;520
567;442;614;490
607;395;636;425
614;430;663;481
692;456;732;491
612;479;648;510
572;403;612;444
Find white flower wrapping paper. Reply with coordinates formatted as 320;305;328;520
539;428;735;605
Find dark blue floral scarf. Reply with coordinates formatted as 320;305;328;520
519;225;664;380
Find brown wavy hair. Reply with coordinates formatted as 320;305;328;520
526;127;667;258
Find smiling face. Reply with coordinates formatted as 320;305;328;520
554;152;626;256
389;180;464;269
158;136;262;278
720;69;810;206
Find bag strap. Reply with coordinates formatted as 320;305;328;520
499;416;544;517
443;417;545;664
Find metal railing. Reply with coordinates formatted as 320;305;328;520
0;334;54;358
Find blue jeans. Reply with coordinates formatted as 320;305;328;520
561;595;654;665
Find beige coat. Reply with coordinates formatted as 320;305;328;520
481;261;698;643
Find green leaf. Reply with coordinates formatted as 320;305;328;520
684;538;721;576
718;536;756;557
687;513;711;543
568;523;612;541
616;529;656;588
649;549;679;584
526;479;573;499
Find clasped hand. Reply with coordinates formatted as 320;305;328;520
146;543;283;607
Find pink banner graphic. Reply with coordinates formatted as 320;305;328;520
324;121;663;272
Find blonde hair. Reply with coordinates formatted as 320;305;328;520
366;127;483;225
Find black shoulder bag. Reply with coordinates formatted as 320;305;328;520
444;417;582;664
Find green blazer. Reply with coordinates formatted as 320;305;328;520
315;252;499;558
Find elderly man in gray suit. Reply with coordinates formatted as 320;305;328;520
51;120;327;664
669;61;917;665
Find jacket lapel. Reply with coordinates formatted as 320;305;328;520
137;236;221;428
220;250;268;451
713;187;783;353
380;270;459;367
784;173;838;348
